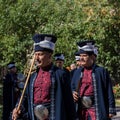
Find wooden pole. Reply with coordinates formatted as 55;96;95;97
16;54;35;114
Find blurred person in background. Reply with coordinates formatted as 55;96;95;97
3;62;21;120
54;53;70;81
70;63;77;71
54;53;70;73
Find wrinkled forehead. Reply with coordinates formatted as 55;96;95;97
79;53;90;57
35;51;50;55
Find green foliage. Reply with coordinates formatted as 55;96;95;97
0;0;120;80
0;0;120;119
113;84;120;98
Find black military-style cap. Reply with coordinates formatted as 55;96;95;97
7;62;16;69
76;40;95;55
54;53;65;61
33;34;57;52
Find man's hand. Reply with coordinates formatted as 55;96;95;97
73;91;79;102
109;114;115;118
12;107;21;120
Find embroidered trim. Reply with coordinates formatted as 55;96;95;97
49;66;55;120
92;73;99;120
109;107;116;114
34;40;55;50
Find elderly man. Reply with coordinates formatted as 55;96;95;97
71;40;116;120
12;34;76;120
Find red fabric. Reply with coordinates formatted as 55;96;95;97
78;108;96;120
79;68;96;120
80;68;94;96
34;68;51;104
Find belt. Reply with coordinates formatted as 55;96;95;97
33;102;50;108
78;96;95;108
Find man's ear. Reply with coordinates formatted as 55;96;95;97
48;53;52;58
91;54;96;63
91;54;95;59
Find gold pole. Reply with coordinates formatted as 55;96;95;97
15;54;35;118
